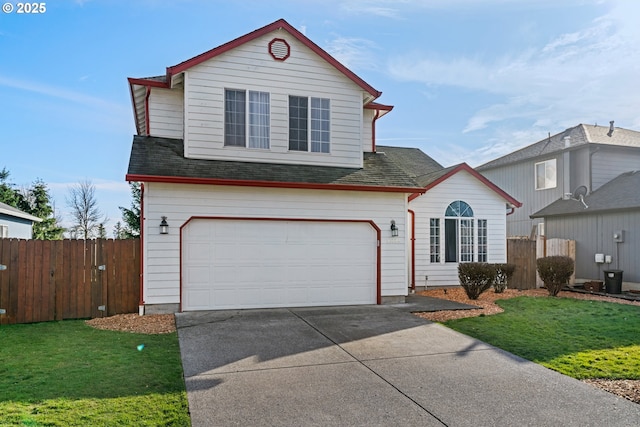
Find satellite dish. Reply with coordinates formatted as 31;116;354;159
571;185;589;209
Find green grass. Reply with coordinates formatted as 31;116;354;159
0;320;190;426
445;296;640;380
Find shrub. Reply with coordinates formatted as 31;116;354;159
458;263;496;300
493;263;516;293
536;256;574;296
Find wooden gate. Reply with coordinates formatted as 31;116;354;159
507;238;537;290
0;239;139;325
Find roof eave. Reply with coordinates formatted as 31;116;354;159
126;174;424;194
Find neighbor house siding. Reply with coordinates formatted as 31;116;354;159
362;108;374;152
544;210;640;287
0;215;33;239
481;154;564;237
591;148;640;191
148;88;184;139
410;171;508;287
182;32;365;168
142;183;408;305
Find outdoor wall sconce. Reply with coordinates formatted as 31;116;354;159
159;216;169;235
390;220;398;237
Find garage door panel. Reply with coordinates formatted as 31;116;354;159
183;219;376;310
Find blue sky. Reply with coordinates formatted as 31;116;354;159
2;0;639;234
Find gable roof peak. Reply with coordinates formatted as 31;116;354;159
164;18;381;98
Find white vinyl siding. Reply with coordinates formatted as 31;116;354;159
182;31;364;168
411;171;508;287
142;183;408;305
148;88;184;139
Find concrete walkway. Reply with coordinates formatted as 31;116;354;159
176;304;640;427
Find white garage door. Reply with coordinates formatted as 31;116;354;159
182;219;377;311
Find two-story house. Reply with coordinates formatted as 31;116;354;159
126;19;519;314
478;123;640;289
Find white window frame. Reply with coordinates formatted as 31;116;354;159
288;95;330;153
224;89;270;149
429;218;440;263
0;224;8;238
435;201;487;263
535;159;557;190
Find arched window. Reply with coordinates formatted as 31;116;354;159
445;200;473;218
429;202;488;264
444;201;473;262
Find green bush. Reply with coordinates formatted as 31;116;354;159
493;263;516;293
536;256;574;296
458;263;496;300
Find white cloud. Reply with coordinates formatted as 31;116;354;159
326;36;379;71
387;0;640;156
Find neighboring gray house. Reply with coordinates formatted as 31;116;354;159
477;123;640;237
0;202;42;239
531;170;640;290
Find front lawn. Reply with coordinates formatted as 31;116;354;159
445;296;640;380
0;320;190;426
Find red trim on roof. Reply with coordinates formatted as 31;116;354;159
408;163;522;207
126;174;424;194
166;19;381;98
127;77;169;88
364;102;393;111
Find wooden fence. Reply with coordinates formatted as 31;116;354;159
0;239;139;325
507;237;576;290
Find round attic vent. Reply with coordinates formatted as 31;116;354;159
268;38;290;61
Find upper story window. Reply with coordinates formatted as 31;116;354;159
535;159;556;190
289;96;330;153
224;89;270;149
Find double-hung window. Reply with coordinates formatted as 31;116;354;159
289;96;330;153
535;159;556;190
224;89;270;149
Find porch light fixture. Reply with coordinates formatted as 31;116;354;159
159;216;169;235
390;220;398;237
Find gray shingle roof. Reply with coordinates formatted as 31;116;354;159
376;145;444;187
477;124;640;171
531;170;640;218
126;136;425;190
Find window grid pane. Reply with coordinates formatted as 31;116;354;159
249;91;270;149
430;218;440;263
478;219;487;262
224;89;246;146
460;219;474;262
289;96;308;151
310;97;330;153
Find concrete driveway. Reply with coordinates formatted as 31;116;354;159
176;305;640;427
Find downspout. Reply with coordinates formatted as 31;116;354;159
144;86;151;136
506;206;515;216
138;182;145;315
408;209;416;290
371;108;380;152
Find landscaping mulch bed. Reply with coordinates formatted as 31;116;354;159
414;287;640;405
85;313;176;334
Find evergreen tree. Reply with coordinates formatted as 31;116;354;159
26;179;65;240
0;169;64;239
119;182;141;238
